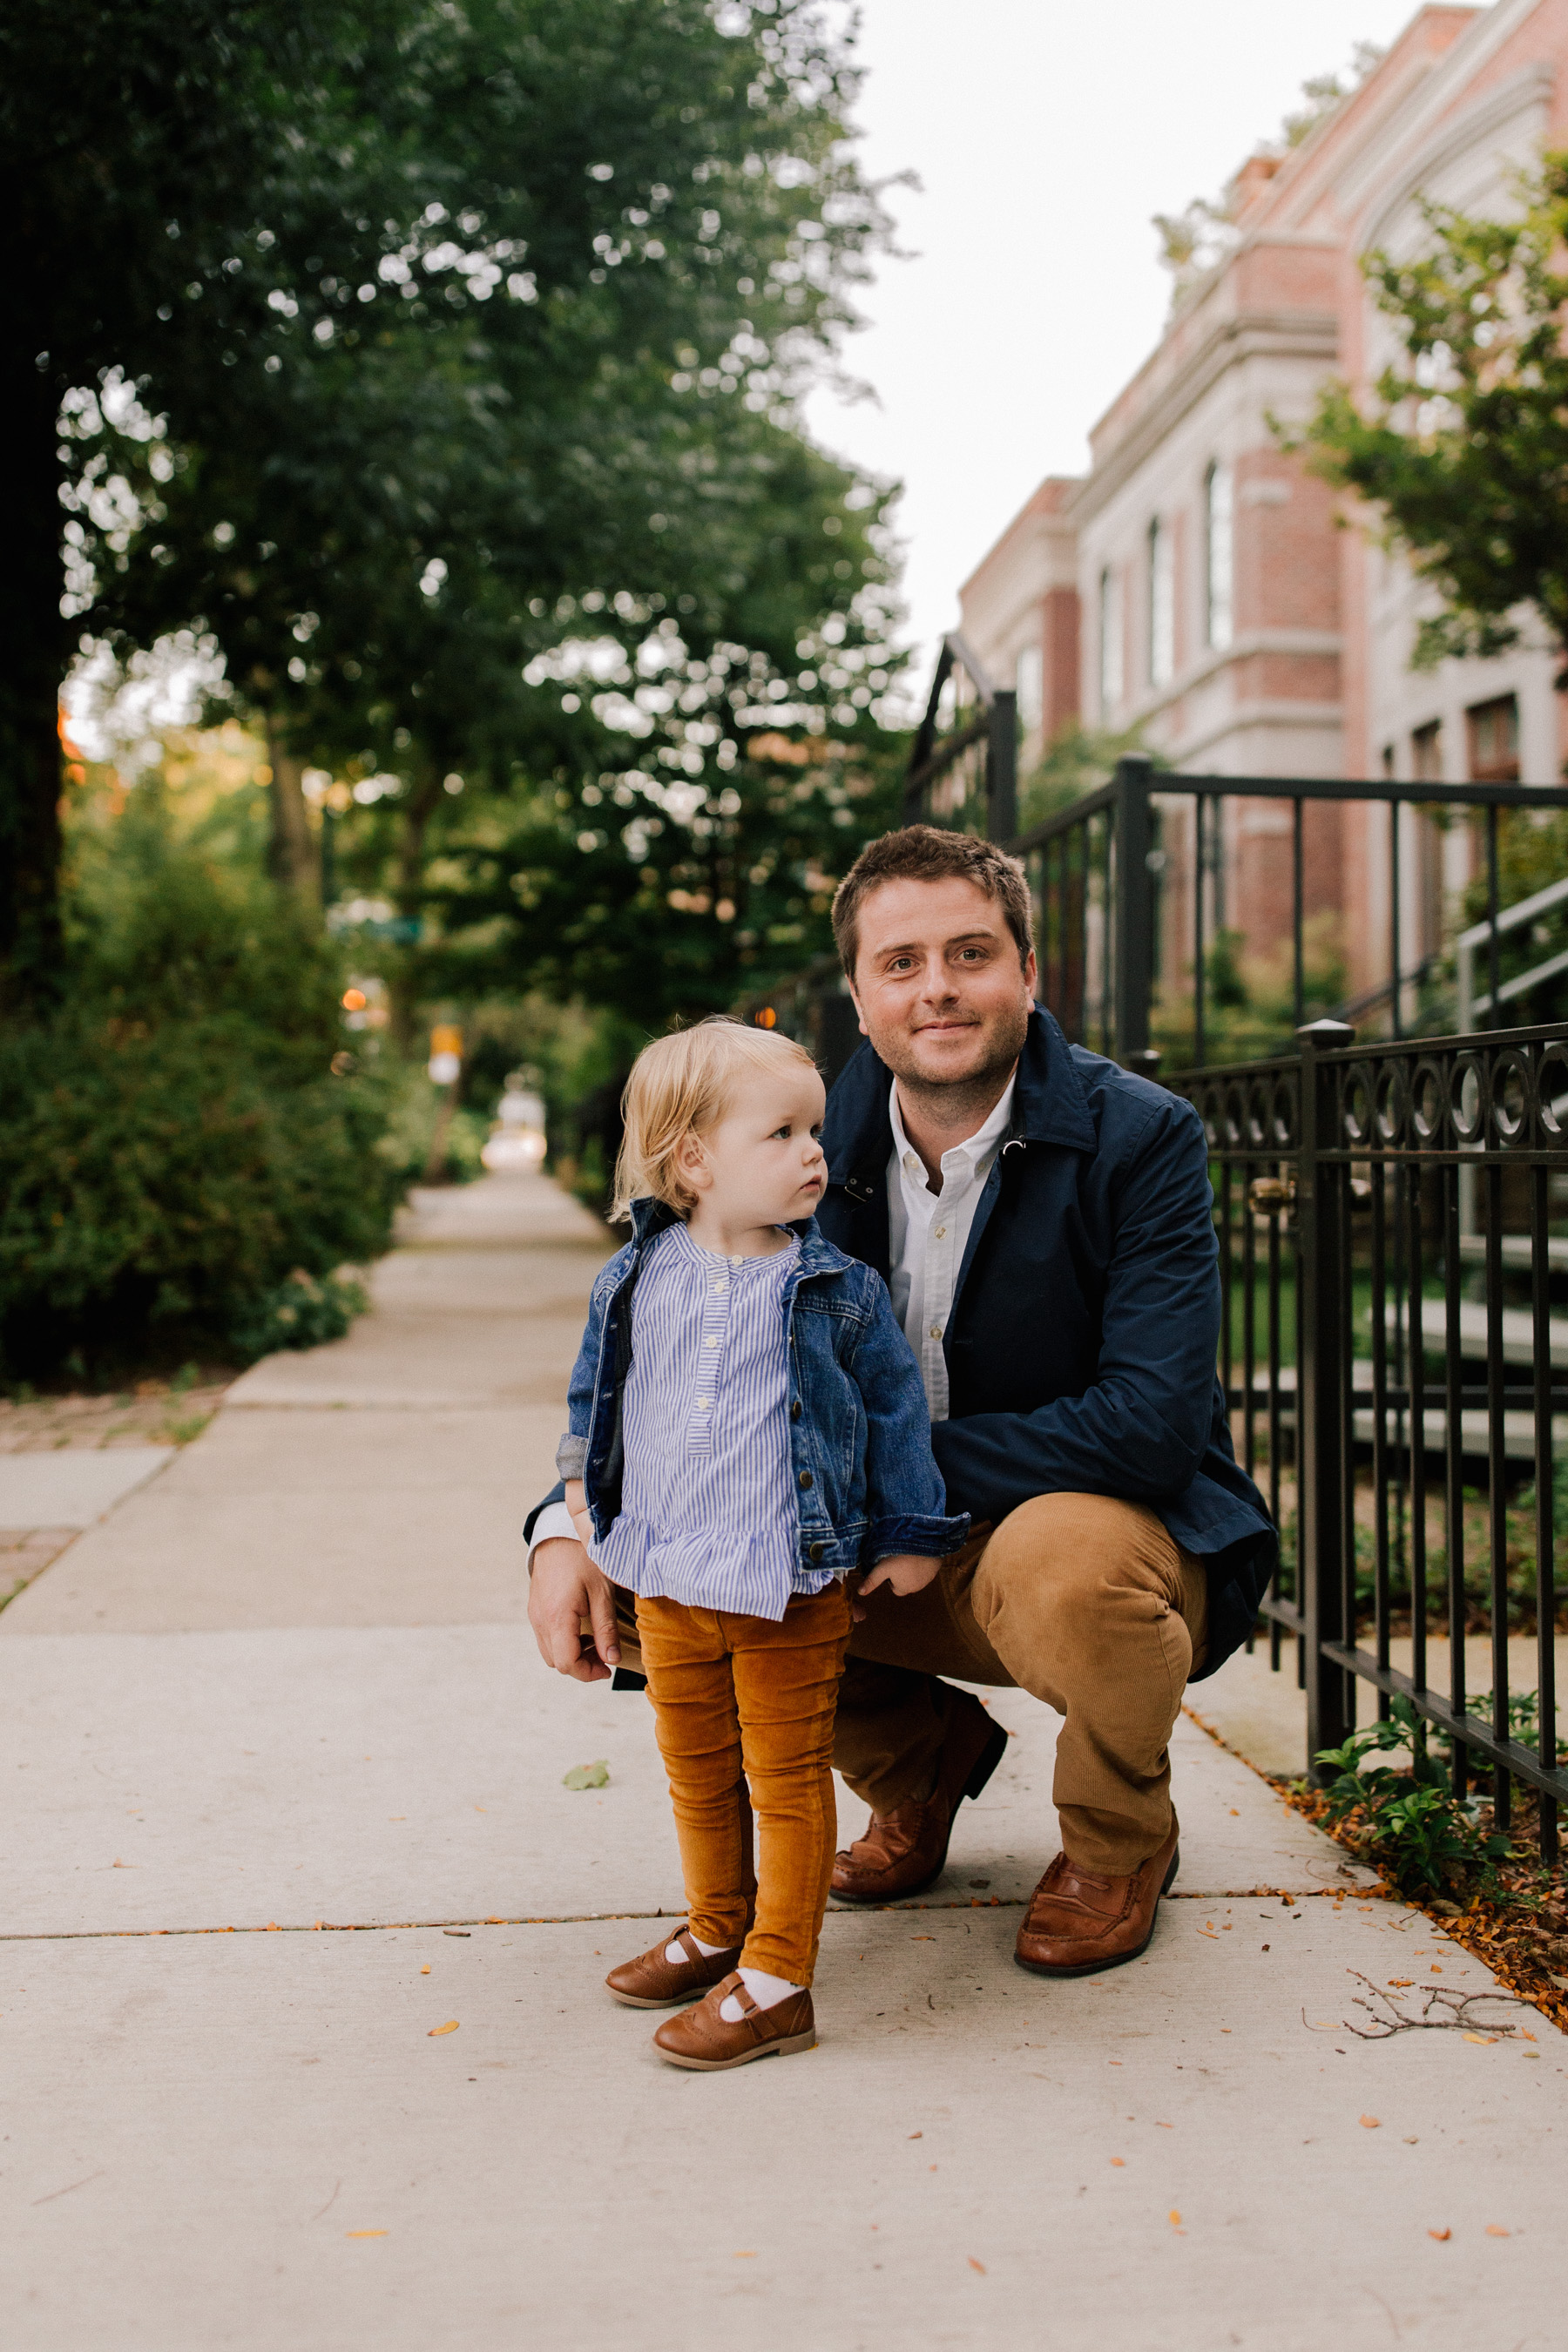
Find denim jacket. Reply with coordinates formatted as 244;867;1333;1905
556;1198;969;1579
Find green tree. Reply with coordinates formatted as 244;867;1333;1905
1294;151;1568;678
49;1;890;937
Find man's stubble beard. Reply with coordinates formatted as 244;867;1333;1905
874;989;1031;1132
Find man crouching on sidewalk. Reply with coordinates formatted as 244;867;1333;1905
528;825;1277;1977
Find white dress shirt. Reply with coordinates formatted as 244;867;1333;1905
886;1074;1016;1423
527;1071;1017;1562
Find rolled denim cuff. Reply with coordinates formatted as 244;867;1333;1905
554;1434;588;1481
866;1510;970;1563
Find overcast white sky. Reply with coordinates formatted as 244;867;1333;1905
804;0;1435;682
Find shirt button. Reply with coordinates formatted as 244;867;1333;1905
790;1400;801;1421
713;1280;727;1292
934;1225;946;1239
929;1323;942;1340
705;1336;718;1347
729;1256;742;1268
798;1470;814;1490
809;1542;825;1563
698;1398;711;1410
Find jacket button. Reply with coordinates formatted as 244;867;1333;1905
809;1542;825;1563
790;1400;801;1421
798;1470;813;1490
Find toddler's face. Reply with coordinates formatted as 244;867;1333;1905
694;1064;828;1230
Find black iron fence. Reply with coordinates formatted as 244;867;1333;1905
1014;759;1568;1065
899;669;1568;1062
1179;1018;1567;1860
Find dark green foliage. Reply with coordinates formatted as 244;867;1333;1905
1294;152;1568;681
1315;1694;1512;1900
0;801;397;1375
229;1270;368;1362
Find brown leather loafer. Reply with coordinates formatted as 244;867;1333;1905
652;1973;815;2071
1014;1816;1180;1977
605;1927;745;2010
830;1697;1008;1904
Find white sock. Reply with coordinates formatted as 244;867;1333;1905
666;1930;729;1965
720;1965;804;2022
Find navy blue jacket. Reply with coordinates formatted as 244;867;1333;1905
558;1197;968;1580
815;1008;1276;1678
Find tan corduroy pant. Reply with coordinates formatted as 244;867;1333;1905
608;1493;1206;1880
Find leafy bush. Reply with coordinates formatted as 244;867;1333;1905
0;793;401;1375
1315;1693;1512;1899
228;1269;369;1360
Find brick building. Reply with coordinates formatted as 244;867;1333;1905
956;0;1568;1003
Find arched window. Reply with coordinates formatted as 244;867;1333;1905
1098;567;1122;719
1148;517;1173;688
1205;461;1233;650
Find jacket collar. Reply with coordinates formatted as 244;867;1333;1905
623;1198;853;1280
823;1004;1097;1192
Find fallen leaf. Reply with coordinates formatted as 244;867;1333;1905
1389;1979;1412;1988
1155;2121;1173;2130
733;2251;756;2259
1485;2225;1510;2238
1110;2158;1125;2168
908;2132;923;2140
1429;2227;1450;2242
1169;2210;1181;2227
428;2020;459;2037
562;1761;609;1791
420;1965;431;1976
474;1806;487;1813
968;2257;986;2274
1229;1808;1240;1816
1360;2115;1380;2130
1463;2033;1498;2045
346;2231;388;2239
910;1934;935;1941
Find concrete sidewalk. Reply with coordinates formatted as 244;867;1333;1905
2;1173;1563;2351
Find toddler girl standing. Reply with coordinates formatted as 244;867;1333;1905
555;1017;965;2071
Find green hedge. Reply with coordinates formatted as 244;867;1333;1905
0;798;402;1375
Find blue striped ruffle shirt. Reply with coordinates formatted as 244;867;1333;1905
587;1222;829;1619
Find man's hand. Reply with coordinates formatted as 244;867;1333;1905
528;1536;621;1681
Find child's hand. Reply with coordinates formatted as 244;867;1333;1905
856;1551;941;1603
564;1478;593;1550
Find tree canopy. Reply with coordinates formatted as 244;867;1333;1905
1297;152;1568;679
6;0;896;1003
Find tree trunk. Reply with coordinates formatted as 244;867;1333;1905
388;765;443;1052
261;712;317;900
0;352;69;1012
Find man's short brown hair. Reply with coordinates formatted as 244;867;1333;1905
831;824;1035;979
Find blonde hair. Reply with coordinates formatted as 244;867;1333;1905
612;1017;820;1221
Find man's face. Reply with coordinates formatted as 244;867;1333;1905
848;875;1036;1092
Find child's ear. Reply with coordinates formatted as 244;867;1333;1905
673;1129;711;1193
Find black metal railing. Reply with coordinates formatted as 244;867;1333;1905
902;634;1017;841
1176;1018;1567;1859
902;720;1568;1063
1017;760;1568;1064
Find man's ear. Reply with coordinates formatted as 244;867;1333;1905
847;980;869;1038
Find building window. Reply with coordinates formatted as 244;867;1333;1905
1411;721;1442;785
1098;567;1122;718
1148;517;1173;688
1014;643;1043;735
1205;462;1233;651
1467;695;1519;783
